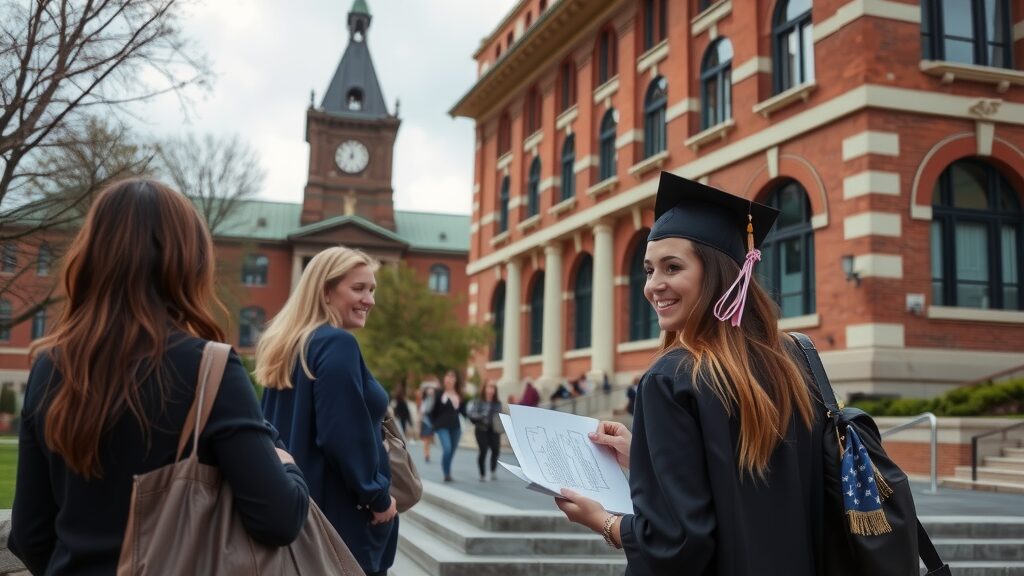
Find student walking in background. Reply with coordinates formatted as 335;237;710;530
392;385;413;440
428;369;466;482
9;179;310;575
417;381;437;462
258;246;398;576
468;379;503;481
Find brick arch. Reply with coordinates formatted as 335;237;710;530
911;134;1024;218
742;154;828;226
617;227;652;277
566;250;593;289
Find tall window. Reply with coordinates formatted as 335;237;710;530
498;176;510;233
242;254;269;286
701;38;734;129
559;59;577;112
491;282;506;361
31;309;46;340
573;255;593;349
1;244;15;273
527;157;541;218
525;86;542;135
629;235;659;341
37;244;52;276
498;113;511;156
529;272;545;355
759;180;816;317
0;300;9;341
561;135;576;202
597;27;618;86
698;0;713;11
643;0;668;51
643;77;668;159
599;109;618;181
773;0;814;94
346;89;363;111
239;307;265;348
931;159;1022;309
429;264;450;294
921;0;1012;68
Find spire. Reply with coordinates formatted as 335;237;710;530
320;0;389;118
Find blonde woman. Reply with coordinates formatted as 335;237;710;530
257;247;397;576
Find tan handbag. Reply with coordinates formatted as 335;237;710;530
117;342;365;576
382;412;422;513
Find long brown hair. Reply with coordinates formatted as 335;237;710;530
658;243;813;481
32;178;226;479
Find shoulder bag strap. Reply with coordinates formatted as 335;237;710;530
175;341;233;461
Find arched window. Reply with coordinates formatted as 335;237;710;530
599;109;618;181
597;27;618;86
0;300;9;341
643;76;667;159
498;113;511;156
701;38;733;129
525;86;542;135
642;0;668;51
31;309;46;340
540;0;547;10
37;244;52;276
559;59;577;112
931;159;1022;309
921;0;1011;68
759;180;816;317
527;157;541;218
629;234;659;341
773;0;814;94
526;10;532;27
239;307;265;348
429;264;450;294
573;255;593;349
491;282;506;361
698;0;713;11
346;89;363;111
242;254;269;286
529;272;545;355
561;135;576;202
498;176;510;233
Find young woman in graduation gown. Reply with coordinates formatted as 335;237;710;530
556;172;825;576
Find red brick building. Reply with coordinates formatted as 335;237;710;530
453;0;1024;402
0;0;469;391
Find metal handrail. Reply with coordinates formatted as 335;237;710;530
959;362;1024;388
970;420;1024;482
880;412;938;494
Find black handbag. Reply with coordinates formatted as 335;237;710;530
789;332;951;576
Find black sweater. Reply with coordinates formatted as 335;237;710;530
9;333;310;575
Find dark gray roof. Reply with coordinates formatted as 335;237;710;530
320;4;389;119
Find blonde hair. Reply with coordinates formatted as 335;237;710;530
255;246;379;390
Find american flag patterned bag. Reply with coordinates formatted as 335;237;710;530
789;332;951;576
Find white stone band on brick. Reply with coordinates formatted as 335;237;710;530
853;254;903;279
846;323;905;348
843;171;901;199
842;131;900;160
844;212;902;239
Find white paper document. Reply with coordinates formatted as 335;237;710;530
498;405;633;514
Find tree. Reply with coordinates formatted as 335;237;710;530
357;263;491;392
154;133;265;234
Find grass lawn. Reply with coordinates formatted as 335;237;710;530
0;443;17;509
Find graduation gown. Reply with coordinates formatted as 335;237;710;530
619;348;824;576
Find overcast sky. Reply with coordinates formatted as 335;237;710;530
136;0;518;215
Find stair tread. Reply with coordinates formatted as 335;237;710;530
957;466;1024;476
943;478;1024;488
391;549;432;576
933;538;1024;544
406;499;603;541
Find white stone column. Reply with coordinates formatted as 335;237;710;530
500;259;522;402
590;221;615;380
538;243;564;398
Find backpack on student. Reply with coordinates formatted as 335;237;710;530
789;332;951;576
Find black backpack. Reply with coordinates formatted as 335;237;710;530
789;332;951;576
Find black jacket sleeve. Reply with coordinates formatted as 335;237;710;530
619;372;716;575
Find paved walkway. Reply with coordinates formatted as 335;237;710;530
406;439;1024;516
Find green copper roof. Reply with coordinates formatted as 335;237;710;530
393;211;470;254
209;199;302;241
351;0;370;16
289;213;408;245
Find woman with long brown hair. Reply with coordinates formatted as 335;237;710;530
556;173;824;576
9;179;310;575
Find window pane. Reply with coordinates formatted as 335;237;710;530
1002;225;1018;309
955;222;989;307
943;38;975;64
931;221;945;305
952;162;989;210
941;0;975;38
802;23;815;83
784;30;799;89
985;0;1007;43
723;69;732;120
999;184;1020;212
777;183;806;228
786;0;811;20
706;77;718;125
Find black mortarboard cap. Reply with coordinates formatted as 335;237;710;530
648;172;779;265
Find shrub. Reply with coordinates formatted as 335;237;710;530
850;378;1024;417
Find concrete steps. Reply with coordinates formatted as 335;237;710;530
920;518;1024;575
943;443;1024;494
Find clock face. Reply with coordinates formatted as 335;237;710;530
335;140;369;174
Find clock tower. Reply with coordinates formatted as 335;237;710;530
301;0;400;228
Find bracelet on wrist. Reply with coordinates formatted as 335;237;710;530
601;514;622;549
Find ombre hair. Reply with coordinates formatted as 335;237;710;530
658;242;814;481
33;178;226;479
255;246;378;390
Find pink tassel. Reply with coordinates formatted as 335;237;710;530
713;249;761;327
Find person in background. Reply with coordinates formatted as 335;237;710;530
392;384;413;440
258;247;398;576
417;381;437;462
10;179;310;575
518;378;540;407
468;379;503;481
428;369;466;482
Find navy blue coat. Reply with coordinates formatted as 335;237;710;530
262;324;397;574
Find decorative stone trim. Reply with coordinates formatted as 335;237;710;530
586;176;619;198
548;196;576;217
846;323;905;348
844;212;902;239
920;60;1024;94
564;348;592;360
628;150;669;178
684;119;735;151
616;129;643;149
842;131;900;160
666;98;699;122
927;306;1024;324
778;313;820;331
637;40;669;75
489;230;510;247
523;130;544;153
843;171;901;199
616;339;660;353
470;222;480;233
485;360;503;370
480;212;495;225
853;254;903;279
516;214;541;232
752;82;817;118
731;57;771;84
691;0;731;36
556;105;579;131
521;355;543;365
497;151;513;171
592;76;620;104
574;155;597;174
540;176;561;192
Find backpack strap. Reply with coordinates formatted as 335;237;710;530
919;520;952;575
175;341;233;461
